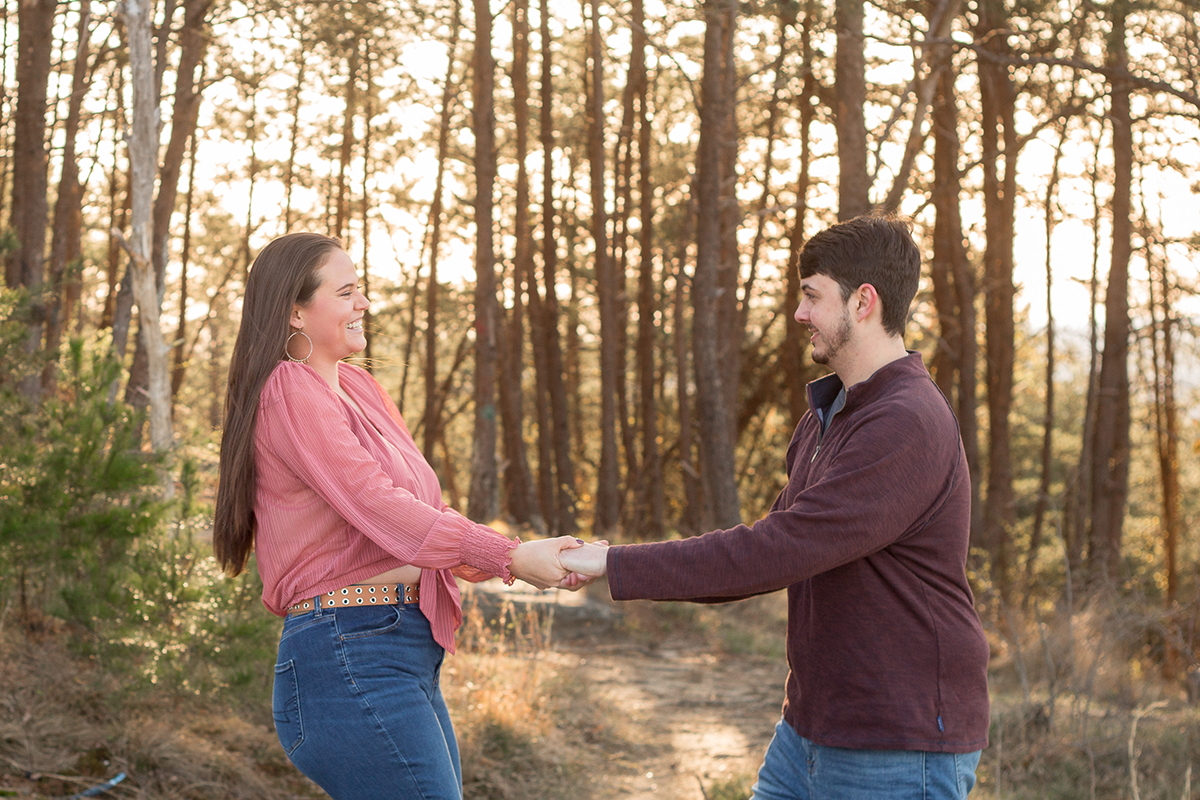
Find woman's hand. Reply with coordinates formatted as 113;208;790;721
558;542;608;578
509;536;582;589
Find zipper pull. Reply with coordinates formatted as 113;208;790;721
811;443;821;462
937;715;944;733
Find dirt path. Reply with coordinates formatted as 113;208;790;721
567;642;786;798
468;580;790;798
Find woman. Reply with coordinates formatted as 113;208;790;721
213;232;582;799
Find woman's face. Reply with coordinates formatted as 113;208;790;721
290;249;369;363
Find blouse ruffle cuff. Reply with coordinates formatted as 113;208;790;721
458;522;519;584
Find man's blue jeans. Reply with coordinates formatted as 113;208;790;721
272;600;462;799
751;719;982;800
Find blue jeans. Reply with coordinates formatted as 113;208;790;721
751;719;981;800
272;600;462;800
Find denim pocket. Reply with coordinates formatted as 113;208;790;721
272;659;304;756
334;604;404;641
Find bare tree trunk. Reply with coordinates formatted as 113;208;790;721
151;0;211;295
359;45;375;369
673;215;704;535
743;9;789;335
1064;134;1104;582
101;66;127;331
423;0;462;462
716;7;741;446
122;0;173;455
611;26;639;515
171;122;199;402
0;15;12;232
7;0;56;402
929;25;981;544
835;0;869;218
781;0;815;430
282;18;308;234
43;0;94;394
588;0;621;535
1024;123;1066;603
1087;0;1132;591
497;0;542;532
692;0;741;530
335;45;358;242
976;0;1017;597
565;156;584;469
539;0;577;533
468;0;500;522
1146;230;1178;610
632;0;663;539
880;0;960;212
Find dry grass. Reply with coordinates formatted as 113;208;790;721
973;596;1200;800
0;622;323;799
448;594;635;799
0;595;623;800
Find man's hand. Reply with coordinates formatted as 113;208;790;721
558;542;608;578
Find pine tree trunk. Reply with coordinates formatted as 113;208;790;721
43;0;94;394
632;0;663;539
539;0;577;534
976;0;1017;596
359;46;375;370
282;21;308;234
423;0;462;461
835;0;869;219
674;216;704;535
171;123;199;402
468;0;500;522
1087;0;1132;591
929;18;981;544
498;0;543;532
589;0;621;534
781;0;815;430
1024;125;1066;603
692;0;741;530
335;46;358;242
7;0;56;403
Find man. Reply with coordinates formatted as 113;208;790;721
562;213;990;799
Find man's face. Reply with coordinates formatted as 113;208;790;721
795;273;853;367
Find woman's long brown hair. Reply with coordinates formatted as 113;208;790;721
213;233;341;576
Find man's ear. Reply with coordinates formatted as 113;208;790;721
853;284;880;323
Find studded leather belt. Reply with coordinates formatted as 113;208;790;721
287;582;420;615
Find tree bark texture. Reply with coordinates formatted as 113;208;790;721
929;18;981;544
589;0;621;534
633;0;663;539
44;0;95;394
8;0;56;402
539;0;577;533
496;0;542;532
692;0;741;530
781;0;815;431
835;0;869;219
1087;0;1132;590
468;0;500;523
976;0;1017;595
122;0;173;455
423;0;462;462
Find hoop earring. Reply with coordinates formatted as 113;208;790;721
286;330;314;363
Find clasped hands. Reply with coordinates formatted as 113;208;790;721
508;537;610;590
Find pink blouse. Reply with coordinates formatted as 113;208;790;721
253;360;517;652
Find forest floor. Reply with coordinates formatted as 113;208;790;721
465;579;789;799
2;579;1197;799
